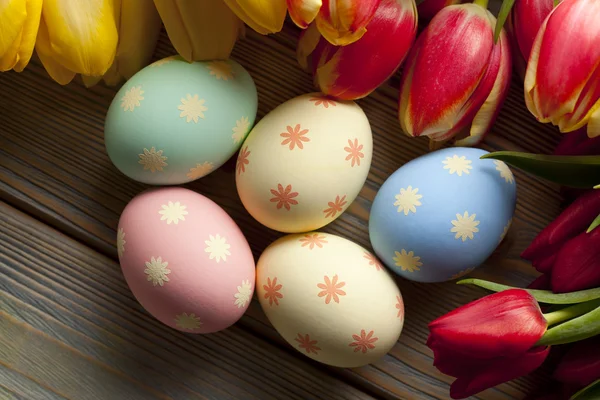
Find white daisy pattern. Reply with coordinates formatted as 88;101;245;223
205;234;231;263
117;228;126;258
393;249;422;273
443;155;472;176
207;61;235;80
121;86;144;112
494;160;515;184
232;116;250;144
158;201;188;225
150;55;178;67
144;256;171;287
500;218;513;243
178;94;208;123
138;147;168;173
451;211;480;242
187;161;214;180
394;186;423;215
175;312;202;331
234;279;252;308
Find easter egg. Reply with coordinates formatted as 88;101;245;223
235;93;372;233
369;147;516;283
117;187;255;333
105;55;258;185
257;232;404;367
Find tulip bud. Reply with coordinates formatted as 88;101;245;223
155;0;245;63
524;0;600;138
315;0;381;46
417;0;464;21
554;336;600;388
287;0;322;28
0;0;42;72
83;0;162;87
223;0;287;35
35;0;118;85
297;0;417;100
398;4;512;146
506;0;555;79
551;226;600;293
428;289;549;399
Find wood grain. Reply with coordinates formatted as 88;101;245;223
0;19;565;400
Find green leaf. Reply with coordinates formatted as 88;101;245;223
480;152;600;188
456;279;600;304
587;214;600;233
536;304;600;346
571;380;600;400
494;0;516;43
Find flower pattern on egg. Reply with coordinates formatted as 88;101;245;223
363;251;383;271
144;256;171;287
295;333;321;355
323;195;347;218
187;162;214;180
280;124;310;150
349;330;378;353
138;147;168;173
451;211;480;242
317;274;346;304
395;295;404;319
150;56;177;67
299;233;328;249
121;85;144;112
344;138;364;167
270;184;299;211
178;94;207;123
117;228;126;258
204;234;231;263
394;186;422;215
175;312;202;331
450;267;476;280
393;249;422;273
158;201;188;225
263;277;283;306
309;96;337;108
499;218;513;243
234;279;252;308
232;116;250;144
494;160;515;184
206;61;235;81
442;155;472;176
237;147;251;175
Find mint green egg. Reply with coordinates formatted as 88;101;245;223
104;56;258;185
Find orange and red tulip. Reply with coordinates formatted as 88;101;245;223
297;0;417;100
287;0;322;28
398;3;512;146
524;0;600;138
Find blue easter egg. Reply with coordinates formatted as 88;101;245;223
369;147;516;283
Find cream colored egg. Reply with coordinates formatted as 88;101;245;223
257;232;404;368
235;93;372;233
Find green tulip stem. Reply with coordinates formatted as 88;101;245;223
537;301;600;346
543;299;600;326
473;0;490;9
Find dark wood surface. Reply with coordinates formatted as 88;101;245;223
0;19;565;400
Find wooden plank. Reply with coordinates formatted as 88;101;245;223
0;202;373;400
0;22;560;399
0;364;67;400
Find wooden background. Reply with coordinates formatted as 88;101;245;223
0;16;566;400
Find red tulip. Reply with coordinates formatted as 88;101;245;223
522;190;600;293
506;0;555;79
428;289;549;399
297;0;417;100
554;128;600;156
554;336;600;388
417;0;464;21
524;0;600;138
398;3;512;146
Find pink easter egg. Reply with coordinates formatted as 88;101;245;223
117;187;255;333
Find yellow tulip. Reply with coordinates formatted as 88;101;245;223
0;0;42;72
35;0;118;85
154;0;245;62
222;0;287;35
82;0;162;87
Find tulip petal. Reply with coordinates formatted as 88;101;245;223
450;346;550;399
37;0;118;77
297;22;323;71
316;0;381;46
155;0;244;62
287;0;322;28
551;228;600;293
528;274;551;290
417;0;463;21
554;128;600;156
0;0;26;57
35;16;76;85
0;0;42;72
588;105;600;138
223;0;287;35
511;0;554;62
554;336;600;388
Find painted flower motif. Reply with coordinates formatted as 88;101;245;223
363;251;383;271
442;155;472;176
450;267;476;280
204;234;231;263
393;249;422;273
178;94;208;123
317;274;346;304
121;85;144;112
270;184;299;211
323;195;348;218
280;124;310;150
174;312;202;331
151;55;177;67
237;147;251;175
500;218;513;243
394;186;423;215
349;330;379;353
232;116;250;144
295;333;321;355
206;61;234;80
299;233;328;249
310;96;337;108
234;279;252;308
158;201;188;225
451;211;480;242
344;138;364;167
494;160;514;184
138;147;168;173
396;295;404;319
186;161;214;180
144;256;171;287
263;277;283;306
117;228;126;258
